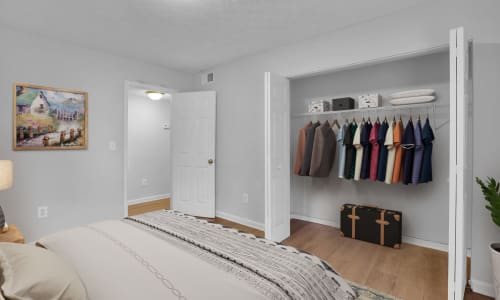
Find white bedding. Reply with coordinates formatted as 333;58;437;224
37;211;355;300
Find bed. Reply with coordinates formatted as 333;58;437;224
24;210;356;299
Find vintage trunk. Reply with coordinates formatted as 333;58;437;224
340;204;402;249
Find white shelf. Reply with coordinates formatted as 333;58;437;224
291;102;449;118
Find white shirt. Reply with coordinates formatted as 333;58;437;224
385;121;396;184
353;123;363;181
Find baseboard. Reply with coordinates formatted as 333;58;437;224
291;213;451;253
215;211;265;231
290;214;339;228
402;236;448;252
128;193;171;206
470;279;495;298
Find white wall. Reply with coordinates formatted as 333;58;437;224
127;90;171;203
470;43;500;297
0;26;193;242
290;51;450;246
193;0;500;295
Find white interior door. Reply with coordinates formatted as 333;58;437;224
449;27;470;300
265;72;290;242
171;91;216;218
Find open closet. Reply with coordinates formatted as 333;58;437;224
264;28;472;300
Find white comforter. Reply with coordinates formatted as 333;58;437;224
37;211;355;300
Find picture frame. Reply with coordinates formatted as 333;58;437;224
13;83;88;151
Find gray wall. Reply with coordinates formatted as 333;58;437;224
470;43;500;292
290;51;450;245
0;26;193;242
127;90;171;202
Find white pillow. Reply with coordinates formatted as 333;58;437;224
390;96;436;105
0;242;87;300
390;89;435;99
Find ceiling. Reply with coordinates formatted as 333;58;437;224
0;0;425;73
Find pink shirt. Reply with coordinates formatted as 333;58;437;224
369;121;381;181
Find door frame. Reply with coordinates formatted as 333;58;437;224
123;80;177;217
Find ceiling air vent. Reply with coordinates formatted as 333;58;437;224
202;72;215;85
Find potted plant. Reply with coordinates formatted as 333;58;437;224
476;176;500;299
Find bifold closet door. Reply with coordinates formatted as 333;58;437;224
171;91;216;218
264;72;291;242
449;27;470;300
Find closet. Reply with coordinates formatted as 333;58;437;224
264;28;471;300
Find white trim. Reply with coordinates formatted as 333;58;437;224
290;214;339;228
127;193;171;206
470;279;495;298
216;211;265;231
264;72;271;238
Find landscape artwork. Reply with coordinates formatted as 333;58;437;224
13;83;88;150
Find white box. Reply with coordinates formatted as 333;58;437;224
358;94;381;108
308;100;330;112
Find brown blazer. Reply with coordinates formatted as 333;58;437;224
310;121;337;177
293;122;312;175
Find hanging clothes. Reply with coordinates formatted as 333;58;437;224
343;122;357;179
412;119;424;184
384;120;396;184
360;121;372;179
293;122;312;175
310;121;336;177
419;118;435;183
369;121;381;181
401;119;416;185
300;121;321;176
376;120;389;182
337;124;346;179
391;120;404;184
353;123;363;181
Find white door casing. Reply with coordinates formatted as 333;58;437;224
449;26;469;300
264;72;291;242
171;91;216;218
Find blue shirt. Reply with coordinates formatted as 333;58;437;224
360;122;372;179
376;121;389;182
402;120;416;185
419;118;435;183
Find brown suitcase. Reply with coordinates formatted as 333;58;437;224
340;204;402;249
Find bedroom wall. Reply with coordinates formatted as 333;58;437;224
470;43;500;296
192;0;500;295
290;51;450;246
0;25;193;242
127;90;171;203
193;0;500;226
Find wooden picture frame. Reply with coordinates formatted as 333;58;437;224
13;83;88;151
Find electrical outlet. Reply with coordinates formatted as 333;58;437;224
109;141;117;151
242;193;249;204
141;178;149;187
38;206;48;219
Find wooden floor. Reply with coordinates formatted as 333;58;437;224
207;217;490;300
130;203;490;300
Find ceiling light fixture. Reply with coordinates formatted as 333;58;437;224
146;91;165;101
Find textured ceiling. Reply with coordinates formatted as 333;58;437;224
0;0;425;72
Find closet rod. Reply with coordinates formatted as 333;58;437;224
291;103;449;118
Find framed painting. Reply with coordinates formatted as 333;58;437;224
13;83;88;151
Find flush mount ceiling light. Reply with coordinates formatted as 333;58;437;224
146;91;165;101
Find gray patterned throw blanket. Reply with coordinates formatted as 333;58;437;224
127;210;356;300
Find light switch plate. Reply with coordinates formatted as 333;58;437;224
38;206;48;218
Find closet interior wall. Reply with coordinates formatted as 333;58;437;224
290;51;450;246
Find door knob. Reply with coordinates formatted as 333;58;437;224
208;159;214;165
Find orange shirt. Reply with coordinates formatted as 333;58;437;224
392;120;404;183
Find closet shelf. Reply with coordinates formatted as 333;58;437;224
291;102;449;118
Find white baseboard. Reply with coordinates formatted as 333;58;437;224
291;213;451;253
128;193;171;206
470;279;495;298
215;211;265;231
291;214;339;228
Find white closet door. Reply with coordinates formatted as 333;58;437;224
449;27;469;300
171;91;216;218
264;72;291;242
